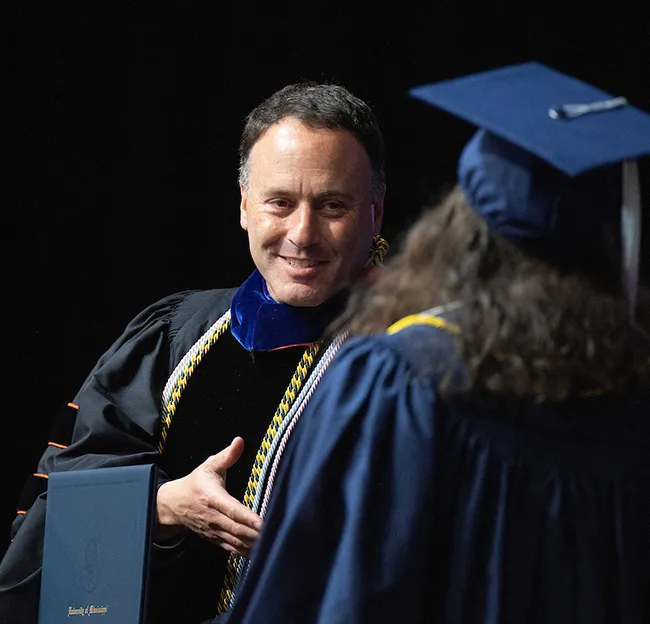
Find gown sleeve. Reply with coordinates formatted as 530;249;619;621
225;333;440;624
0;291;190;623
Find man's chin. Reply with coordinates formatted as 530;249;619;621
270;284;333;308
278;294;329;308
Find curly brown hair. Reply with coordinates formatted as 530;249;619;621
335;186;649;402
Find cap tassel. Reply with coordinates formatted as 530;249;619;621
621;160;642;327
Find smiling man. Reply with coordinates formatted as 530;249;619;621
240;116;381;307
0;83;387;624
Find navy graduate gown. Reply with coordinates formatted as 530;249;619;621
221;318;650;624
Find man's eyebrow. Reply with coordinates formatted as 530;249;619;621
260;189;356;201
260;187;293;198
316;190;355;201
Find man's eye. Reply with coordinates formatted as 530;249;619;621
323;202;346;213
269;199;290;209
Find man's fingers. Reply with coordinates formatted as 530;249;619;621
219;516;259;545
203;523;254;557
216;494;263;531
189;510;258;551
218;542;242;557
210;524;255;550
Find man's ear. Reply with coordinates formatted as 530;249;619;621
240;182;248;231
371;196;385;236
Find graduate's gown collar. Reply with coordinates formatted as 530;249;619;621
230;269;348;352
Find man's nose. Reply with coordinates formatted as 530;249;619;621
287;204;319;249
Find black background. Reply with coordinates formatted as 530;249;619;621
6;2;650;554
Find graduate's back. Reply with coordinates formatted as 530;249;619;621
224;316;650;624
392;319;650;623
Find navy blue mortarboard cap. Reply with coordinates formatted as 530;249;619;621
409;61;650;320
410;61;650;177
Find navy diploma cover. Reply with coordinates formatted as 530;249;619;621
38;464;157;623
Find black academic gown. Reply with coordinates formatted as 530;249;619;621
223;318;650;624
0;270;347;624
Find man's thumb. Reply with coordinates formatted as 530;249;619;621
205;437;245;473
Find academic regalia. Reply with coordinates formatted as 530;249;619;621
223;319;650;624
0;267;356;624
220;63;650;623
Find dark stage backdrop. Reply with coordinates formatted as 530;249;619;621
7;2;650;554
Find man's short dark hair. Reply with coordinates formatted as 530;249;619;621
239;82;386;198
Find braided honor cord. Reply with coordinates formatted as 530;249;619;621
159;309;231;453
225;328;350;610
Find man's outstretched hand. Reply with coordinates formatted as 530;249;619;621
156;437;262;557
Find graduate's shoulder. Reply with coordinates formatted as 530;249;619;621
335;314;460;386
373;308;461;375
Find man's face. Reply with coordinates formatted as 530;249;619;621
240;118;384;307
